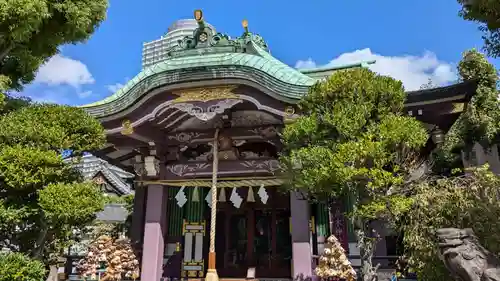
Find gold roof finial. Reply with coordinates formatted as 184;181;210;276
194;9;203;22
242;19;249;34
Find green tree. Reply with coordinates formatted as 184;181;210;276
383;49;500;280
433;49;499;174
0;252;46;281
279;68;428;280
0;104;107;280
458;0;500;57
0;0;108;90
0;94;31;114
395;166;500;281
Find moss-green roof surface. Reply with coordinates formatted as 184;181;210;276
82;45;316;108
80;20;368;118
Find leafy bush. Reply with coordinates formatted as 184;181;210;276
0;252;46;281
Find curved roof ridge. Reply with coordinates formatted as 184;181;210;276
81;49;315;109
299;60;376;74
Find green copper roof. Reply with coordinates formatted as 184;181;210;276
83;43;315;108
81;18;366;117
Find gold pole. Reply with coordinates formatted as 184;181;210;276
206;128;220;281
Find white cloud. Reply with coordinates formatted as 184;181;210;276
106;83;124;93
77;90;93;99
35;54;95;88
295;48;457;91
295;58;317;70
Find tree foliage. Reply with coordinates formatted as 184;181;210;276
0;252;46;281
0;104;105;153
458;0;500;57
0;94;31;114
433;49;499;174
384;49;500;280
0;104;106;268
280;68;427;203
394;166;500;281
280;68;428;279
0;0;109;90
0;0;109;277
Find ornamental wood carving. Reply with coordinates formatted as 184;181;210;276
170;99;242;121
165;159;281;179
172;85;239;103
121;120;134;135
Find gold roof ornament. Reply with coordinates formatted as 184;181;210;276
284;106;295;115
172;85;239;103
121;119;134;135
242;19;249;34
283;106;297;124
194;9;203;22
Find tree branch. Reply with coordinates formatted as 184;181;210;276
0;43;14;62
355;220;381;281
31;219;48;259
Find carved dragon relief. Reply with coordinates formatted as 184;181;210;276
166;133;281;177
176;138;278;162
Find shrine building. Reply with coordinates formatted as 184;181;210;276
81;10;477;281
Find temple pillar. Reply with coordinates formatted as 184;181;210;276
130;185;146;247
140;184;167;281
290;192;313;280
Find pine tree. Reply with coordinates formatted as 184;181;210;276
315;235;357;281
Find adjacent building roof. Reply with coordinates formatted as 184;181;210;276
96;203;129;223
68;154;134;196
66;154;134;223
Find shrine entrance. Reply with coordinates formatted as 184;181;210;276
211;188;292;279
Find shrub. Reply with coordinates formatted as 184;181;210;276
0;252;46;281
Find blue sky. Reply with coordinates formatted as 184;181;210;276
18;0;500;105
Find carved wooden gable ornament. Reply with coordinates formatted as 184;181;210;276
170;85;242;121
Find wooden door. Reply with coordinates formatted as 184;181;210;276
212;188;292;279
216;206;249;278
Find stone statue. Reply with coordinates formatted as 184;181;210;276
436;228;500;281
